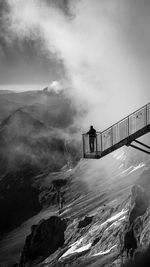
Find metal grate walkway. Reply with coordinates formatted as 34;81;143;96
83;103;150;159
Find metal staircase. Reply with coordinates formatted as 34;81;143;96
82;103;150;159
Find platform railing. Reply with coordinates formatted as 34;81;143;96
83;103;150;158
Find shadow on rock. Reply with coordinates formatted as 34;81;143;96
124;225;137;258
19;216;67;267
129;185;149;225
78;216;93;229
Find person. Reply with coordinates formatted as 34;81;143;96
87;125;96;153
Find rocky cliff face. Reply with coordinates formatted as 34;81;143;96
0;149;150;266
0;109;67;236
14;163;150;267
0;90;81;237
19;216;67;267
0;89;150;267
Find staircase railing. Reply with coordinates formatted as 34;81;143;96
83;103;150;158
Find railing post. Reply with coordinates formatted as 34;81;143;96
146;104;148;126
96;134;98;156
82;134;85;158
128;116;130;136
111;127;113;146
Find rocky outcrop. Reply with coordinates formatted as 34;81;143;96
39;179;68;208
78;216;93;229
19;216;67;267
124;226;137;258
129;185;149;225
122;185;150;262
0;107;79;235
52;179;68;188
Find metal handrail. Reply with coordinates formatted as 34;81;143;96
83;102;150;157
101;103;149;134
83;103;149;136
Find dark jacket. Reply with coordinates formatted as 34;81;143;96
87;128;96;137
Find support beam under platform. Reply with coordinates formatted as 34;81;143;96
134;139;150;150
129;144;150;155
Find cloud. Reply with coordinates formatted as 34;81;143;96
46;80;63;93
5;0;150;130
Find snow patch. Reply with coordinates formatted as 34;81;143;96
106;213;127;230
101;209;128;227
89;209;127;237
121;163;145;176
93;245;117;256
121;166;133;175
60;237;92;259
128;163;145;174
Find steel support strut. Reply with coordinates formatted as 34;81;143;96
134;140;150;150
130;141;150;155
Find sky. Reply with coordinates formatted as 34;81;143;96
0;0;66;89
0;0;150;129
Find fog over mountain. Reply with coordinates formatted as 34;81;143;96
0;0;150;267
0;88;81;237
1;0;150;128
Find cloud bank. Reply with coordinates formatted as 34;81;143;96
4;0;150;130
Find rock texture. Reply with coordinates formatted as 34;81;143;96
1;151;150;267
19;216;67;267
39;179;68;208
78;216;93;229
119;185;149;258
33;183;150;267
129;185;149;224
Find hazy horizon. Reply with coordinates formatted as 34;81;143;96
1;0;150;129
0;84;46;92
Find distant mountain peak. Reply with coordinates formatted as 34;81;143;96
43;81;64;94
0;108;46;134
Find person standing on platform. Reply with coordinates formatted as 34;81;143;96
87;125;96;153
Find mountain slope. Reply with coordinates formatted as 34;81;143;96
0;148;149;266
0;108;46;136
0;89;79;129
0;106;80;237
33;157;150;267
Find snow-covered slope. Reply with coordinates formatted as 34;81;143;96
0;146;150;266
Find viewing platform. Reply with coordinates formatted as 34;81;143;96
83;103;150;159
